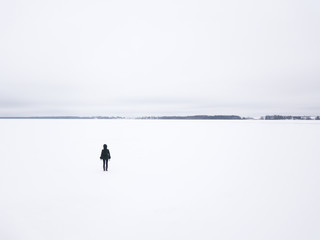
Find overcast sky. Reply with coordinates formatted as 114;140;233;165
1;0;319;117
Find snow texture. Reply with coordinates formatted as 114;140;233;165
0;120;319;240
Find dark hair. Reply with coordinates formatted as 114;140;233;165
103;144;107;148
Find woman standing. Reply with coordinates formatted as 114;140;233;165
100;144;111;171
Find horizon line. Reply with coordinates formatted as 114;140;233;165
0;114;319;120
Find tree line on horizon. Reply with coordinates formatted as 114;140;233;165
0;115;319;120
263;115;320;120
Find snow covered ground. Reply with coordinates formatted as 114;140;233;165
0;119;319;240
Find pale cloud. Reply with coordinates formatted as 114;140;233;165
0;0;319;116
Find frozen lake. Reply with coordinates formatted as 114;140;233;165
0;119;319;240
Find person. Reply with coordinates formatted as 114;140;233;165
100;144;111;171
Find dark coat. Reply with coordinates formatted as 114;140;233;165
100;149;111;160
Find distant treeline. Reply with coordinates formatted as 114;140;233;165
1;115;319;120
263;115;320;120
139;115;242;120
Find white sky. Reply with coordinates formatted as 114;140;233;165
1;0;319;117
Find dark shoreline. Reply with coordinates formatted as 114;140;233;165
0;115;319;120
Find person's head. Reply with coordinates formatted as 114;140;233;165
103;144;107;149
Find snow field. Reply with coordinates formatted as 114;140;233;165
0;120;319;240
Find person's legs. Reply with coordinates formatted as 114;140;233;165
103;159;106;171
106;160;108;171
